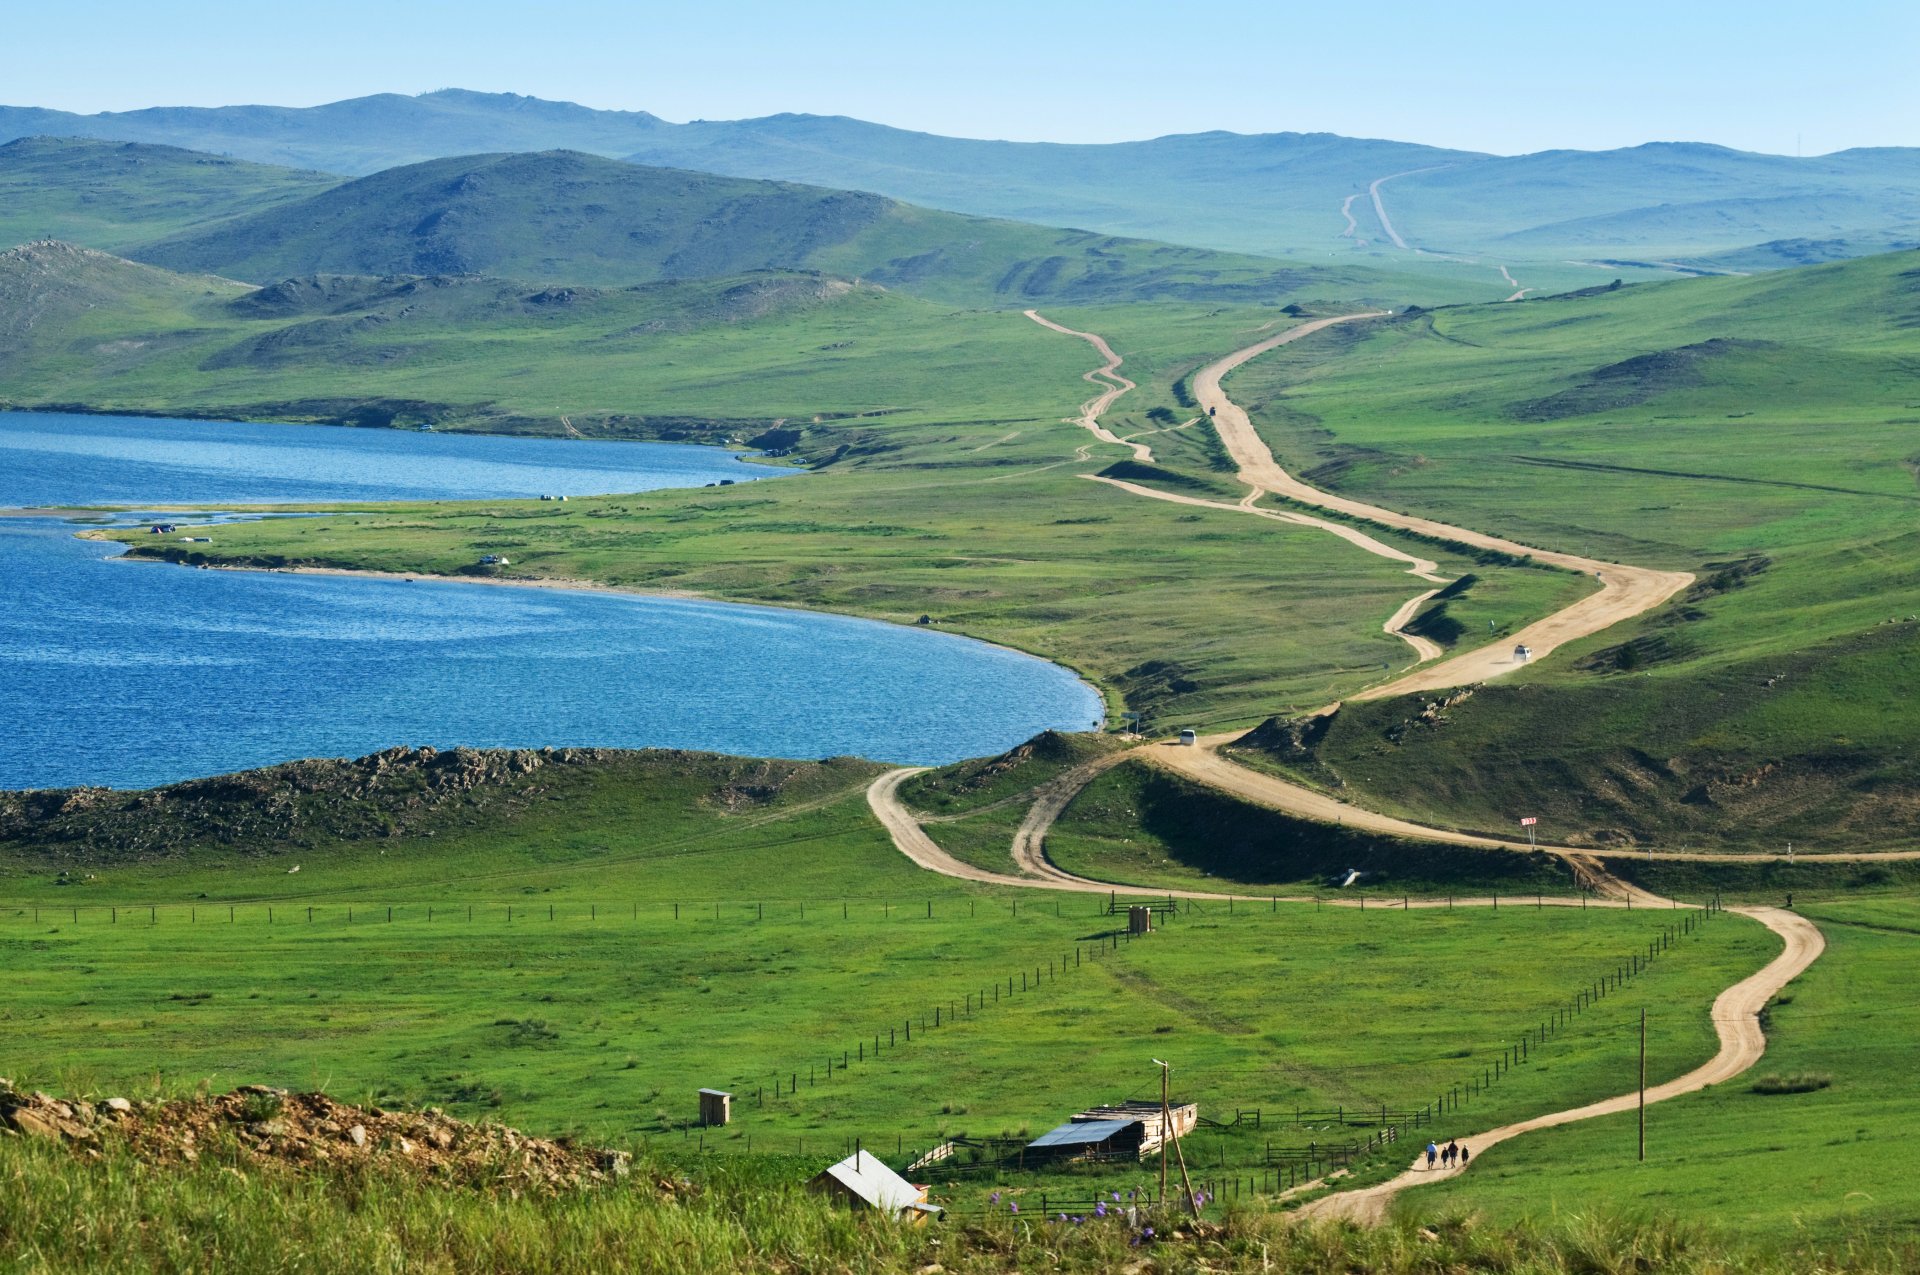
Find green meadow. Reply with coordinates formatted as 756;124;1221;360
0;753;1773;1215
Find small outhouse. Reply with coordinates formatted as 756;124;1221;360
698;1088;732;1127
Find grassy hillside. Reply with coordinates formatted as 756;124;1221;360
1217;250;1920;849
0;136;334;254
4;140;1480;309
16;1132;1918;1274
0;240;254;379
123;148;1438;307
1;241;1085;441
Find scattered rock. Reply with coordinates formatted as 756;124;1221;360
0;1086;633;1192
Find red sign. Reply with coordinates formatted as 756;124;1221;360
1519;817;1538;827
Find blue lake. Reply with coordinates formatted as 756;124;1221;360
0;412;1103;790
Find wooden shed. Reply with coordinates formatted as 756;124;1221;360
698;1088;731;1127
807;1150;941;1223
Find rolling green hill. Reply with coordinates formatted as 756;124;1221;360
0;136;334;255
0;240;1080;441
1220;249;1920;850
4;142;1463;309
127;149;1417;306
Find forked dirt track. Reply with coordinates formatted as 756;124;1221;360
871;762;1653;905
867;763;1821;1219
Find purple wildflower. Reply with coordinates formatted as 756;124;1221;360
1009;1202;1019;1214
1095;1202;1108;1217
989;1191;1000;1204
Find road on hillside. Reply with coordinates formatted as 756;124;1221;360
1366;166;1452;250
1188;317;1695;696
1299;904;1825;1223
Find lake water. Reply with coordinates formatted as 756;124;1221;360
0;413;1102;790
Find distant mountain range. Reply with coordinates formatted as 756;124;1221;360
3;90;1915;266
0;138;1434;310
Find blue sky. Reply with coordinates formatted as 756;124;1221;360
11;0;1915;155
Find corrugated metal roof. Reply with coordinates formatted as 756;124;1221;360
1027;1117;1137;1148
816;1150;931;1213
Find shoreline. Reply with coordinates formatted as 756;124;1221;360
0;404;802;471
102;550;1111;714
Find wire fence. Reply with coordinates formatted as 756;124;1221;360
3;889;1732;1199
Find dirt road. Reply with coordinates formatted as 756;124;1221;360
1189;317;1695;697
1366;166;1451;250
866;765;1256;901
1300;904;1825;1223
869;765;1821;1227
868;761;1683;903
1023;311;1148;460
1339;193;1363;241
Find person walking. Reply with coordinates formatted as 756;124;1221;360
1426;1140;1438;1169
1460;1146;1471;1167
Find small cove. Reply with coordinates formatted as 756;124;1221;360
0;412;1102;790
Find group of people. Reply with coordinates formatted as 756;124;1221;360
1424;1139;1469;1170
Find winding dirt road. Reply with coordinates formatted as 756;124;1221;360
868;762;1829;1224
1300;904;1825;1223
1189;317;1694;697
1022;311;1149;461
861;308;1853;1225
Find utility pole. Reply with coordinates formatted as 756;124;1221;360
1155;1058;1169;1202
1153;1058;1199;1213
1638;1008;1647;1162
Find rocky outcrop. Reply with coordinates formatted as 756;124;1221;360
0;746;852;865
